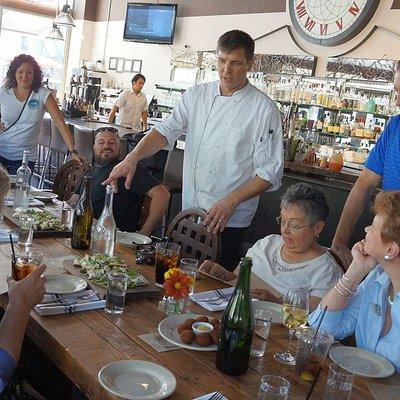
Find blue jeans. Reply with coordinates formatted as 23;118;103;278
0;156;35;175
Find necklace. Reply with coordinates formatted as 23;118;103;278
271;246;309;272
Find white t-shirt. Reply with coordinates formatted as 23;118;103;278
0;86;51;161
115;89;147;132
246;234;343;298
155;80;284;228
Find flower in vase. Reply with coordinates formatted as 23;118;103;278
164;267;194;300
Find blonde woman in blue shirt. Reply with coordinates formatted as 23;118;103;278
309;191;400;372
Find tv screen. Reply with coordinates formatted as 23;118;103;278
123;3;178;45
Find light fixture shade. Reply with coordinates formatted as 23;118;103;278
54;4;75;27
46;24;64;41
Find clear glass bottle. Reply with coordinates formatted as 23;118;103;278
92;185;116;256
14;150;31;212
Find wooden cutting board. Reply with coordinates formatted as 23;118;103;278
63;259;161;300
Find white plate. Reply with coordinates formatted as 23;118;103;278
98;360;176;400
117;231;151;246
252;301;282;324
329;346;395;378
30;190;58;201
45;274;87;295
158;313;217;351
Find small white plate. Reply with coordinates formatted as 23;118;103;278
117;231;151;246
45;274;87;295
30;190;58;202
98;360;176;400
158;313;217;351
252;300;282;324
329;346;395;378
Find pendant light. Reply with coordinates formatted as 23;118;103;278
54;4;75;28
46;23;64;41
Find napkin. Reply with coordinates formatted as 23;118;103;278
189;287;235;312
34;289;105;316
193;392;229;400
0;229;18;243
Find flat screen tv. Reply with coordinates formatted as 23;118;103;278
123;3;178;45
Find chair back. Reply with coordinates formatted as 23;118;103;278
74;127;94;164
50;120;70;154
162;147;183;191
53;160;91;201
38;118;51;147
166;208;221;264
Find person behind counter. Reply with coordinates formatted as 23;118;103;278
0;54;85;174
108;73;148;133
331;60;400;269
199;183;343;310
69;127;169;236
310;191;400;372
103;30;284;271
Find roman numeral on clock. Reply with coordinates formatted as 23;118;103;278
349;2;360;16
320;24;328;35
296;0;307;18
336;18;343;30
304;17;316;31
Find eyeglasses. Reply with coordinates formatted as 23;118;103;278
276;216;309;233
94;126;119;134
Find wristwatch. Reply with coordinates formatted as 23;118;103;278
70;149;78;155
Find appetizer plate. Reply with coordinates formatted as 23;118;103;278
252;301;282;324
45;274;87;295
158;313;217;351
98;360;176;400
30;190;58;202
116;231;151;246
329;346;395;378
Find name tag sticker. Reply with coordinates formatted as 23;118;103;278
28;99;39;110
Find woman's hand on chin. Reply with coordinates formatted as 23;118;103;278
350;240;378;276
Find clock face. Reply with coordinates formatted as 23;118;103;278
289;0;380;46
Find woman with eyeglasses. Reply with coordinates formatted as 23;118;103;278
199;182;343;310
0;54;85;174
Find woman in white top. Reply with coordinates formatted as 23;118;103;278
0;54;85;174
200;183;343;310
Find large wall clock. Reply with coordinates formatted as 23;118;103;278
289;0;380;47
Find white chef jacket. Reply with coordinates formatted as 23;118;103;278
114;89;147;132
155;80;284;228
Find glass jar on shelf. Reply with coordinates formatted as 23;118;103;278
328;150;344;172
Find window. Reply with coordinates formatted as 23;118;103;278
0;7;67;96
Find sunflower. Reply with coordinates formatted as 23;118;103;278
164;268;194;299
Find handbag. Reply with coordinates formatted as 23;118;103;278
1;89;33;134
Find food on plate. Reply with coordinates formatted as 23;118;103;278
185;318;196;329
195;315;209;323
177;323;187;335
73;254;148;289
210;329;220;344
180;330;195;344
14;209;65;231
210;318;220;327
195;333;212;347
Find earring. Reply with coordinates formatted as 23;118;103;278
384;255;390;262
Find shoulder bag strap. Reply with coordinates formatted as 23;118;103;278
1;89;33;134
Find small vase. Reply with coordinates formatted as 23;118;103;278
164;296;186;316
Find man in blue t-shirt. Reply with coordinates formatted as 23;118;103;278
331;60;400;269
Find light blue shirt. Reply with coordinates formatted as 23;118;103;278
0;348;16;393
155;80;284;228
309;266;400;372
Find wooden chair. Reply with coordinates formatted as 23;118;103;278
52;160;91;201
166;208;221;264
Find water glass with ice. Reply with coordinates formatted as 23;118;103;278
251;308;272;357
18;216;34;248
105;272;128;315
179;258;198;295
324;363;355;400
257;375;290;400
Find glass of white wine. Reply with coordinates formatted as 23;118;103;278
274;288;309;365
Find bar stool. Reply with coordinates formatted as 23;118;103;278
74;127;94;164
36;118;52;177
38;120;70;188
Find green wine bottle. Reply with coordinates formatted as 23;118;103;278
71;176;94;250
215;256;254;375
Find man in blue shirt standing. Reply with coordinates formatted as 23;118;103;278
331;60;400;269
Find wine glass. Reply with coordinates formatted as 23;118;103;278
274;288;309;365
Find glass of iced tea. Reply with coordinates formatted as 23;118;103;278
295;327;334;382
154;242;180;287
12;250;43;281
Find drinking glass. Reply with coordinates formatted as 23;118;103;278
18;216;34;248
324;363;355;400
105;272;128;315
251;308;272;358
154;242;180;288
179;258;198;295
274;289;309;365
257;375;290;400
12;250;43;281
61;201;74;230
295;327;334;382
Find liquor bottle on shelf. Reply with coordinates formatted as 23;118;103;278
71;176;94;250
215;256;254;376
14;150;31;212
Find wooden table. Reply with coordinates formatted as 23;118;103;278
0;216;398;399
